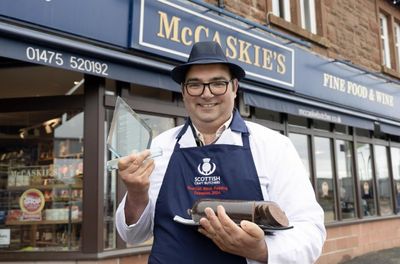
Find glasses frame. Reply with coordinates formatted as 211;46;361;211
183;79;234;97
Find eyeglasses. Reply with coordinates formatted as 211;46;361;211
184;79;233;96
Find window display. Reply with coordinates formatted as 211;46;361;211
0;111;83;251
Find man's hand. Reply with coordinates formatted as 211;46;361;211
198;205;268;263
118;150;155;225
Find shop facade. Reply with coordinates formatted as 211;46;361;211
0;0;399;263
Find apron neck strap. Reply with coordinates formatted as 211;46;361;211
175;110;250;147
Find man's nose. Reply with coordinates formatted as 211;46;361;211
201;84;214;97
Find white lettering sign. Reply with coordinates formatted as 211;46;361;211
0;229;10;246
323;73;395;107
25;46;109;76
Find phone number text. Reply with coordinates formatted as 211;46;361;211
26;47;109;76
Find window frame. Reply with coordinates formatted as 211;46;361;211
300;0;317;34
377;1;400;77
272;0;292;22
0;94;86;260
373;144;394;216
379;13;392;69
394;22;400;71
267;0;328;47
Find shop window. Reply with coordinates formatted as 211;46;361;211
0;64;83;99
300;0;317;34
313;119;330;131
267;0;326;46
395;22;400;71
355;127;371;137
139;114;176;138
374;145;393;215
0;111;84;251
130;84;174;102
288;133;311;179
335;140;357;219
288;115;308;128
356;143;376;217
253;108;281;123
314;136;336;222
379;13;392;69
272;0;291;22
334;123;348;134
104;109;176;250
391;147;400;213
377;3;400;74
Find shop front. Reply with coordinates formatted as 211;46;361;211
0;0;399;262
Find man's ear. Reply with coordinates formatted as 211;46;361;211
181;83;186;101
232;79;239;93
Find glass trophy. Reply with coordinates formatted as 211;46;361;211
106;96;162;171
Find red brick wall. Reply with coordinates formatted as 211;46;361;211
323;0;381;72
316;218;400;264
205;0;386;73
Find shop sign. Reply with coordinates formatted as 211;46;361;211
0;0;398;121
0;0;130;47
132;0;400;121
0;36;182;92
322;72;394;108
131;0;295;90
8;165;54;187
294;49;400;121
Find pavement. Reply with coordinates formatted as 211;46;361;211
341;247;400;264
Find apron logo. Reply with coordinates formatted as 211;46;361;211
197;158;216;176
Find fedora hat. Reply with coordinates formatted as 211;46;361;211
171;41;245;84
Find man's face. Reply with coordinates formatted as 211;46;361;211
182;64;238;132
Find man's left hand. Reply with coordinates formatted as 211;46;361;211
198;205;268;263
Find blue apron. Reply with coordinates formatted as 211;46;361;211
149;111;264;264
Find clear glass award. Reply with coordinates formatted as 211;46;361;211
106;97;162;171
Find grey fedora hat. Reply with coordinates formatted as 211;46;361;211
171;41;246;84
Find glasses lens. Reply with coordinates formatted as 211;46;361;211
209;81;228;95
186;83;203;96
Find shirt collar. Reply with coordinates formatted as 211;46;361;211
191;114;233;146
176;109;248;141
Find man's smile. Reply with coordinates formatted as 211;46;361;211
198;103;218;108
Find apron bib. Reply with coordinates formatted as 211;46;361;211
149;113;263;264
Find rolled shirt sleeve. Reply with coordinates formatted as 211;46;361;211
115;193;155;244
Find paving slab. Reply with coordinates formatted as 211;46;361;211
341;247;400;264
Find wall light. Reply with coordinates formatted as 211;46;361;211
19;129;27;139
66;79;85;95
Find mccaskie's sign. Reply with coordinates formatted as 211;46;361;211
131;0;294;90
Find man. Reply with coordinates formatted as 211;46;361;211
116;41;326;263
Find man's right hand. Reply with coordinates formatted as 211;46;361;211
118;149;155;225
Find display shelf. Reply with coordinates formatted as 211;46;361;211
0;138;83;251
5;218;82;226
6;183;82;191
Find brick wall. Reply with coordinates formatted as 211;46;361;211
316;218;400;264
323;0;381;72
205;0;385;73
